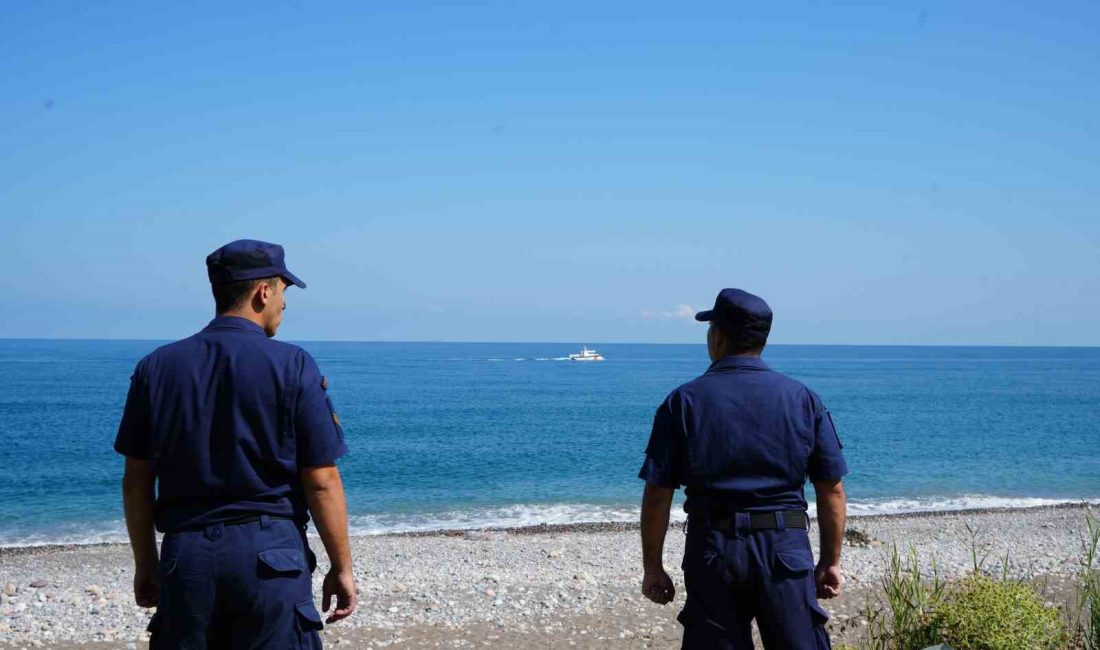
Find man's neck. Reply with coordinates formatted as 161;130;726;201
711;349;763;363
218;310;266;330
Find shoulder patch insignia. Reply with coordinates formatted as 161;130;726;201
321;376;328;391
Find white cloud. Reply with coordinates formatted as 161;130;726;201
674;304;695;319
640;304;697;321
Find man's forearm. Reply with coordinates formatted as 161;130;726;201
640;484;674;572
304;470;353;573
814;480;847;565
122;472;157;569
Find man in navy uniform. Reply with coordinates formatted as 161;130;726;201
116;239;356;648
638;288;848;649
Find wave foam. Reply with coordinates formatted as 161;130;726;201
3;496;1096;547
348;495;1099;536
838;495;1098;517
0;520;130;548
345;503;675;536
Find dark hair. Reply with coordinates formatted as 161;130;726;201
211;277;278;313
717;325;767;356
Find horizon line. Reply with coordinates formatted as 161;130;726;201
0;337;1097;349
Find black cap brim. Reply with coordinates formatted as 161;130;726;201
282;270;307;289
694;309;714;322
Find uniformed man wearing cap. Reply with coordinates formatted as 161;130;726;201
116;239;356;648
638;288;848;649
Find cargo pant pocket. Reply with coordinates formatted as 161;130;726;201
146;612;160;641
678;603;725;648
147;611;204;650
809;599;832;650
678;601;751;649
294;599;324;649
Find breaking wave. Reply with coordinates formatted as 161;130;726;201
3;496;1095;547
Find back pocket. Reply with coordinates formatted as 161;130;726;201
773;549;814;577
257;548;305;577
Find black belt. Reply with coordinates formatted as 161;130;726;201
172;514;297;532
705;511;809;531
221;514;296;526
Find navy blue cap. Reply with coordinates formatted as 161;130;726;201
695;288;772;343
205;239;307;288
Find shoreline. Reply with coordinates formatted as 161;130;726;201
2;499;1095;556
399;499;1100;536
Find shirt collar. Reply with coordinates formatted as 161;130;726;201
204;315;268;336
705;355;770;373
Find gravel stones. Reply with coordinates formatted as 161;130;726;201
0;503;1093;646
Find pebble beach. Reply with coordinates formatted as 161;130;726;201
0;503;1094;648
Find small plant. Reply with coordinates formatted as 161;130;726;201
930;573;1067;650
962;521;988;574
962;520;1019;583
859;543;944;650
1070;511;1100;650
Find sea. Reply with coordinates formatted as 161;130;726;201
0;340;1097;547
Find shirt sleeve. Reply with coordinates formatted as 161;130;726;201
114;362;152;460
807;391;849;483
637;392;686;489
295;352;349;468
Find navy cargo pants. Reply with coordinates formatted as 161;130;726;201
149;516;324;649
679;512;832;649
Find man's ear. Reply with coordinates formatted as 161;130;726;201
253;280;272;311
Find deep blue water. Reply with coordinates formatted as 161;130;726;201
1;340;1097;545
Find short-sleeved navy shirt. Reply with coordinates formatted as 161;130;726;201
638;355;847;514
115;316;348;532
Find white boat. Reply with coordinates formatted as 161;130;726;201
568;346;604;362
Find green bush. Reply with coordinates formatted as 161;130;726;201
855;517;1100;650
930;573;1066;650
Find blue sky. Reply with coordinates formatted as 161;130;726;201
2;1;1098;344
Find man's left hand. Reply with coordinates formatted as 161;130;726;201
814;561;842;599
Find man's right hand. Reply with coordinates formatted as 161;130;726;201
322;569;357;623
641;568;675;605
133;563;159;608
815;562;842;599
301;465;356;623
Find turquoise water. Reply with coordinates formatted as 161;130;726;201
0;341;1097;546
